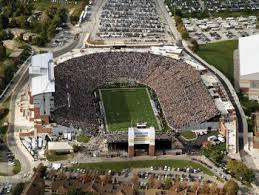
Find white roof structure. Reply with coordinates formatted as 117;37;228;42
48;141;73;151
215;98;234;115
29;53;55;96
239;34;259;77
185;60;207;71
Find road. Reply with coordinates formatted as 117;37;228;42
0;17;89;183
156;0;179;41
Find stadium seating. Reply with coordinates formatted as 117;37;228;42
53;52;219;131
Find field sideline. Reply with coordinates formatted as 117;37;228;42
99;88;159;132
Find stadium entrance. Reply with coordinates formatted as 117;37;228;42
128;123;155;157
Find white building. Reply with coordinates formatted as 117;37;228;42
29;53;55;123
238;35;259;102
48;141;73;153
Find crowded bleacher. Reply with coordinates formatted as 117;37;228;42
53;52;219;131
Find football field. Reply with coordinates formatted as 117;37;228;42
99;88;159;132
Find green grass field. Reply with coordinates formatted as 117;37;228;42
46;152;74;162
180;131;197;140
196;40;238;84
100;88;159;132
74;159;214;176
77;135;90;143
13;160;21;174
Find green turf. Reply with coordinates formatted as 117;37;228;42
196;40;238;84
74;159;214;176
77;135;90;143
13;160;21;174
100;88;159;131
46;152;74;162
180;131;197;140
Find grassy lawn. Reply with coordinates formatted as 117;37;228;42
100;88;159;131
74;159;214;176
196;40;238;84
201;143;226;165
180;131;197;140
13;159;21;174
77;135;90;143
46;152;74;162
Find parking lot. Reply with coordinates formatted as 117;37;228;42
166;0;259;13
0;144;16;175
47;29;76;48
182;16;258;44
91;0;173;44
0;182;12;194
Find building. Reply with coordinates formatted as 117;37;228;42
237;35;259;102
47;141;73;153
29;53;55;123
128;123;155;157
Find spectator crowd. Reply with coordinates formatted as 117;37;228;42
53;52;219;131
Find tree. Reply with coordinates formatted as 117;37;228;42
11;183;24;195
0;41;6;60
46;6;58;19
0;30;8;41
3;59;15;84
227;160;254;183
174;9;182;17
52;15;61;27
16;15;29;29
174;16;182;26
181;30;189;40
73;144;80;153
2;5;13;17
58;7;68;23
9;17;17;28
223;179;239;195
190;38;199;52
0;14;9;29
47;23;57;40
164;178;173;190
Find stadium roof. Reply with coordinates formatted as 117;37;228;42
239;34;259;76
29;53;55;96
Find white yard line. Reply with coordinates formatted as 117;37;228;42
98;89;109;131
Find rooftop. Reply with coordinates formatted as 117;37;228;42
239;34;259;76
48;141;73;151
29;53;55;96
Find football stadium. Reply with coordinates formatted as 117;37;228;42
52;51;220;134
